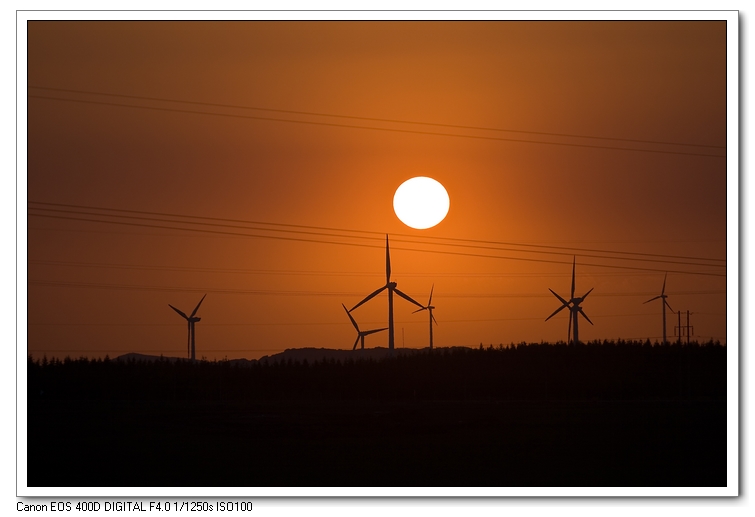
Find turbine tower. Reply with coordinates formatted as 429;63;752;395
545;257;594;343
350;235;424;351
342;304;388;350
413;284;438;350
169;294;206;360
644;273;673;345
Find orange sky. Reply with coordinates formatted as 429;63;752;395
25;21;728;360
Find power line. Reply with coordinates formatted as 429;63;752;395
28;85;726;150
27;259;691;278
22;313;691;327
29;206;725;269
28;202;727;267
28;94;726;159
26;212;727;277
27;280;356;297
28;223;727;246
26;279;727;298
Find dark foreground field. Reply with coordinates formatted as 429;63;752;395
28;397;725;487
27;342;728;487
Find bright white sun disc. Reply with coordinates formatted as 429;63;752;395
393;177;450;230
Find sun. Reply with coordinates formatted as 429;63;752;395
393;177;450;230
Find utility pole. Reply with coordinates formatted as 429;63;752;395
673;310;695;398
675;310;683;397
684;311;694;399
675;310;695;344
685;311;694;344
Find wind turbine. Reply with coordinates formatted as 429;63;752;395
644;273;673;345
545;257;594;343
350;235;424;351
342;304;387;350
169;294;206;360
413;285;438;350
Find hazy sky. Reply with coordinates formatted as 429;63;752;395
25;20;728;360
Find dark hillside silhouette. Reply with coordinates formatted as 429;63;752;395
28;340;725;402
27;340;726;487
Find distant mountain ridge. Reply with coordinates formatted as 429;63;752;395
258;346;425;364
113;347;474;366
113;352;257;367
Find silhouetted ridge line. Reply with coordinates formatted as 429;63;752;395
28;336;727;356
27;341;727;402
28;94;726;159
29;85;726;149
28;202;727;266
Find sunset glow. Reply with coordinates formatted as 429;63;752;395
25;20;729;360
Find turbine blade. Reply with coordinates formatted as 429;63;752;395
579;308;594;325
581;287;594;300
662;273;667;295
169;304;189;320
545;303;569;322
412;306;428;314
350;285;387;312
644;296;661;304
363;328;388;336
665;299;674;312
428;284;434;305
549;288;569;306
432;313;438;326
190;294;207;318
342;304;360;331
352;336;360;350
571;256;576;300
394;288;424;309
385;234;391;283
